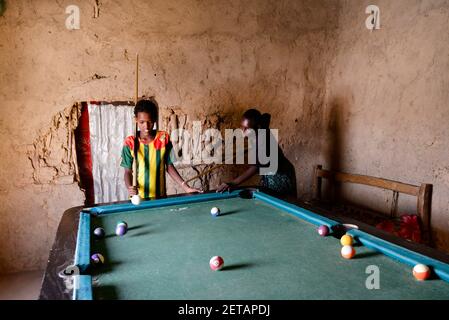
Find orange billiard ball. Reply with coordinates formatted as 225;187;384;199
413;264;431;281
341;245;356;259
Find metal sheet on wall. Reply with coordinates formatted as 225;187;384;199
88;103;134;203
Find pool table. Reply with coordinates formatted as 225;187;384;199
39;188;449;300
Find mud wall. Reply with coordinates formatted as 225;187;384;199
323;0;449;250
3;0;447;274
0;0;335;273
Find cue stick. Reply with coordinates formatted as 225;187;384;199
183;163;226;185
132;54;139;190
183;146;252;185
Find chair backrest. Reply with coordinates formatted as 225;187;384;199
312;165;433;244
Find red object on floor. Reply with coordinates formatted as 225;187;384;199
398;214;422;243
376;214;422;244
376;220;395;233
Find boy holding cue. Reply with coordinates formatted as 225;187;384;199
121;100;202;199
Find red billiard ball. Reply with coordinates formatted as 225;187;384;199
209;256;224;271
317;225;330;237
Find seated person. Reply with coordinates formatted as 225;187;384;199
217;108;296;196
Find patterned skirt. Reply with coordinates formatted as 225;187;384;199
260;172;296;196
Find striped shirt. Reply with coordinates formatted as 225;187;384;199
120;131;174;199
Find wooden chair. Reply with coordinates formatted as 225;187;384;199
312;165;433;245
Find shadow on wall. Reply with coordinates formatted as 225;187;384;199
0;0;6;17
320;96;449;251
323;96;347;201
433;224;449;252
323;96;392;211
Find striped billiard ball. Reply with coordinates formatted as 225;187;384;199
209;256;224;271
413;264;431;281
341;245;356;259
91;253;105;265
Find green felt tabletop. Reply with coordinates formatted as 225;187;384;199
90;197;449;300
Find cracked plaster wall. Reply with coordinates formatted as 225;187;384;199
0;0;335;273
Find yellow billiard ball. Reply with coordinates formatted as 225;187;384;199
340;234;354;246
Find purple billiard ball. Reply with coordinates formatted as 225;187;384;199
91;253;105;265
117;221;128;228
317;225;330;237
93;227;105;239
115;225;127;236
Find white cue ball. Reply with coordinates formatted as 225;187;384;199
210;207;220;217
131;194;141;205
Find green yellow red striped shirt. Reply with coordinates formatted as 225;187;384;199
120;131;174;199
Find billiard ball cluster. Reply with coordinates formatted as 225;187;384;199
91;221;129;265
316;227;357;259
339;234;356;259
317;224;432;281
